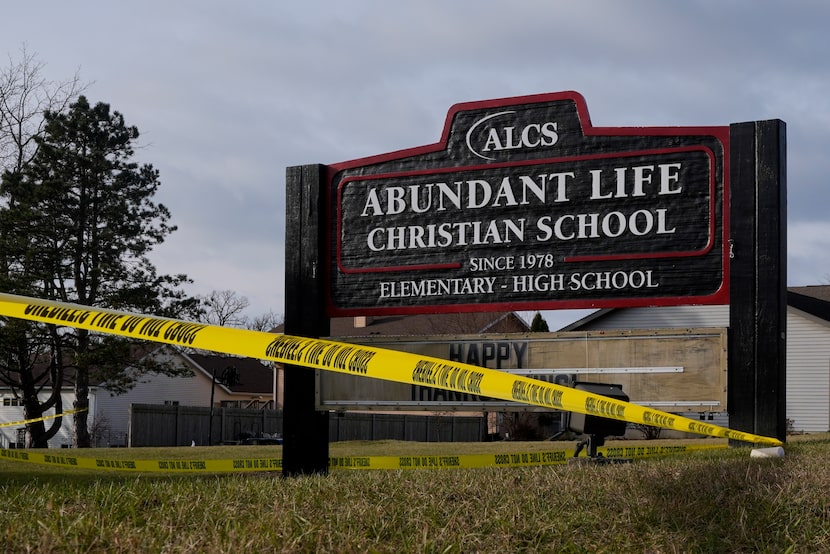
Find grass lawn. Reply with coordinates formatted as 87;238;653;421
1;435;827;553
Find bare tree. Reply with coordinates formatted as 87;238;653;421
247;311;283;332
198;289;250;327
0;45;84;175
631;423;662;440
198;289;283;331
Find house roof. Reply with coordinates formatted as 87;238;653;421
1;341;172;390
558;309;613;331
0;339;275;395
788;285;830;322
184;352;274;394
190;313;530;394
559;285;830;330
328;312;530;338
274;311;529;337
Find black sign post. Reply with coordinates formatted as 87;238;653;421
728;120;787;443
282;164;330;476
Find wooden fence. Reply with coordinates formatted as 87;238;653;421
330;412;487;443
128;404;486;447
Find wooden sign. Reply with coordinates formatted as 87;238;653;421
327;91;729;315
318;329;727;412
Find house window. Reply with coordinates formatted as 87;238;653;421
3;397;23;407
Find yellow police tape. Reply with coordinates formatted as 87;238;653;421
0;443;727;472
330;443;727;470
0;292;782;447
0;408;86;429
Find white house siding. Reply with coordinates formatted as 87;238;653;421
92;351;244;447
0;348;221;448
569;304;830;433
93;371;212;446
575;305;729;330
786;309;830;432
0;390;94;448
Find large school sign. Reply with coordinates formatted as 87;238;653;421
284;91;786;475
327;91;728;315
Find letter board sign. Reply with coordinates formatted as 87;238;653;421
326;91;729;315
318;329;727;412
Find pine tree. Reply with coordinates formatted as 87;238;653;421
2;96;197;446
0;50;84;447
530;312;549;332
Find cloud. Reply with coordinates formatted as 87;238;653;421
3;0;830;325
788;221;830;285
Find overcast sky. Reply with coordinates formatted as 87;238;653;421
3;1;828;329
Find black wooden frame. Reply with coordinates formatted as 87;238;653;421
282;118;788;475
283;164;331;476
728;120;787;443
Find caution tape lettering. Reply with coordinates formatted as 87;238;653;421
162;322;207;345
43;454;78;466
411;360;484;395
24;304;95;324
0;443;729;472
643;410;676;428
0;292;784;447
265;335;305;362
93;312;125;330
158;460;207;471
265;336;375;375
585;396;626;420
96;459;137;469
1;449;29;461
543;451;566;463
230;458;281;470
137;317;165;337
687;421;719;436
21;303;206;346
511;380;564;408
330;456;371;468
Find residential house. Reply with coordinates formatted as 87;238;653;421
1;345;275;448
106;312;530;446
0;386;77;449
93;347;276;446
559;285;830;433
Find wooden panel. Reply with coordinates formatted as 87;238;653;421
319;328;727;412
728;120;787;442
283;164;330;475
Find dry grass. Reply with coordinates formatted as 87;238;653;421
0;436;827;553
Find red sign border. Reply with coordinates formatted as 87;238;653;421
325;91;730;316
336;145;718;273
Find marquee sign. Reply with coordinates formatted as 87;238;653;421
326;91;729;315
318;329;727;412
